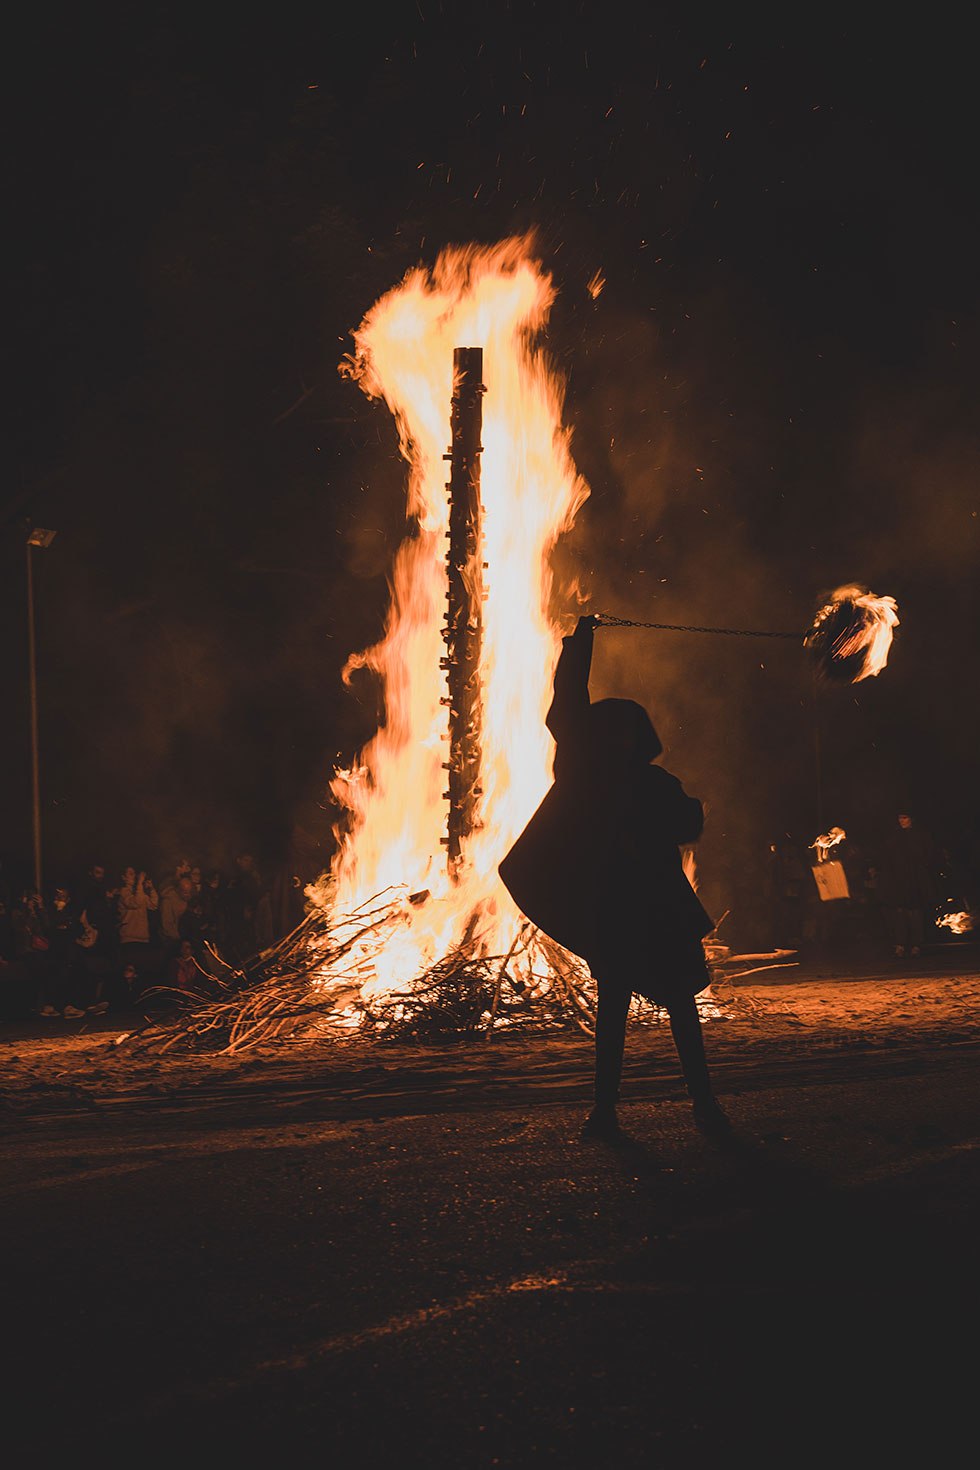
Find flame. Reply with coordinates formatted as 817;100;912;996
810;826;846;860
806;585;899;683
937;910;974;935
314;239;589;1003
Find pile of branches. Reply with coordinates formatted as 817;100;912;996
128;889;797;1056
362;926;598;1044
127;892;603;1054
128;892;406;1055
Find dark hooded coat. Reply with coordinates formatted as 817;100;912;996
499;619;712;1001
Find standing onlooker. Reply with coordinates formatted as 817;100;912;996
48;885;86;1018
167;938;200;992
78;864;117;941
767;839;808;950
0;885;32;1018
158;859;191;907
195;870;227;975
77;863;118;1013
879;811;940;958
117;868;159;985
224;853;262;963
160;875;194;959
13;890;59;1015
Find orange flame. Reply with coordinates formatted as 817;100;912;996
810;826;846;861
809;584;899;682
313;239;589;1002
937;911;974;935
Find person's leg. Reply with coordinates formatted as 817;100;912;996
892;908;909;953
665;990;711;1104
593;975;632;1114
666;986;732;1136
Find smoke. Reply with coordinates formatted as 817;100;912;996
545;279;979;943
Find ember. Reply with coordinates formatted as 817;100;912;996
806;584;899;682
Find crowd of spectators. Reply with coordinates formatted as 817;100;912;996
766;810;979;957
0;853;285;1021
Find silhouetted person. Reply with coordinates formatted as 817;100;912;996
49;885;86;1018
768;839;808;949
224;853;262;963
13;890;57;1016
77;863;117;1014
879;811;939;958
500;616;728;1138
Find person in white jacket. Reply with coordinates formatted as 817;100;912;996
117;868;158;986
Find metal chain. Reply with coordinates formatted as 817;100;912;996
595;612;803;640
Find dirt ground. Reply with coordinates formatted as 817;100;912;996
3;945;978;1120
3;943;979;1463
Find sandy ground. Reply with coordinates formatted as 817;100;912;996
3;946;978;1120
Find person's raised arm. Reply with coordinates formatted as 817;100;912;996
546;615;597;749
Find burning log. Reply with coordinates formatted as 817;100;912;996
805;584;899;683
443;347;485;873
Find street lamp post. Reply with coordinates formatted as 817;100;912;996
26;526;56;895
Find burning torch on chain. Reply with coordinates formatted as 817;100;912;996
593;586;898;837
594;583;900;684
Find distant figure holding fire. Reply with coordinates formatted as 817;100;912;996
500;615;728;1139
879;811;940;958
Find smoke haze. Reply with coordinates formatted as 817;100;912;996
4;3;977;937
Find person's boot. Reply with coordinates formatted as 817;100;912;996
580;1105;621;1140
692;1093;734;1141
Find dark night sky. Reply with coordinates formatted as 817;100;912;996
4;1;978;935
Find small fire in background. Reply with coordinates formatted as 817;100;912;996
809;827;849;901
809;826;846;862
806;584;899;683
937;910;974;935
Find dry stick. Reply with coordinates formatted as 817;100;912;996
155;1027;192;1054
222;999;290;1055
487;925;531;1032
248;909;319;966
535;935;596;1034
319;908;403;968
149;893;405;1053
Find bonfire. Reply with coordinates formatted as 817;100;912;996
139;240;898;1055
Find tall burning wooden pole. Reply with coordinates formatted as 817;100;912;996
442;347;485;874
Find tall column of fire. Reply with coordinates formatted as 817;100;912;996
442;347;485;873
